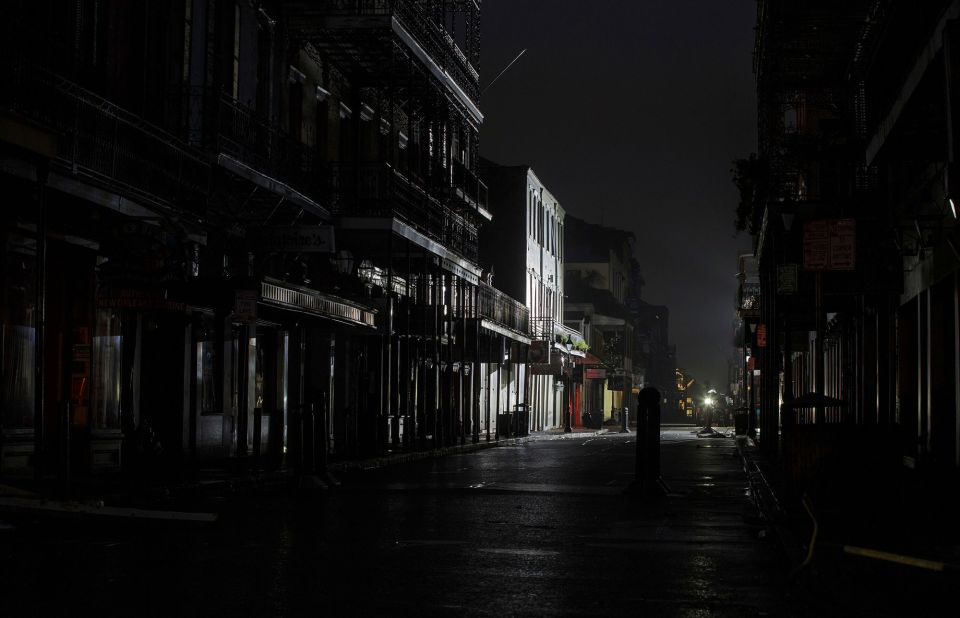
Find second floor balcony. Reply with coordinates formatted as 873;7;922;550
173;87;329;212
448;159;490;217
2;60;210;214
531;317;586;350
473;281;529;336
330;162;479;263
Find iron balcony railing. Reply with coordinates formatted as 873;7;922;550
556;322;586;348
174;86;329;204
302;0;481;103
1;61;210;212
351;270;527;336
530;317;585;347
449;159;488;213
530;317;554;341
329;162;479;263
261;279;376;328
738;282;761;313
474;282;529;335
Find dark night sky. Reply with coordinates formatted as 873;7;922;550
479;1;756;390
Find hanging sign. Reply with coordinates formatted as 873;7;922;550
829;218;856;270
756;323;767;348
804;219;856;270
803;220;830;270
233;289;258;322
777;264;799;294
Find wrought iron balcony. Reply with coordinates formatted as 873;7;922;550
284;0;481;109
530;317;585;348
329;162;479;262
1;61;210;213
175;87;329;205
448;159;489;214
474;282;529;336
556;322;586;348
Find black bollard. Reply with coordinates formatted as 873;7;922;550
627;387;669;496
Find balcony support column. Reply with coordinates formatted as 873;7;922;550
385;229;395;454
458;279;473;445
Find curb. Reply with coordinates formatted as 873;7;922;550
529;428;613;440
734;436;806;570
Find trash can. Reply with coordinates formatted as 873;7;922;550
497;413;512;438
734;411;748;436
513;403;529;436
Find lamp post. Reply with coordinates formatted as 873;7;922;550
704;390;716;431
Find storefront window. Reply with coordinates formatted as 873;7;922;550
198;340;216;413
91;309;123;430
91;309;122;430
197;316;219;415
1;235;37;430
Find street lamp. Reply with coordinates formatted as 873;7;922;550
702;391;716;431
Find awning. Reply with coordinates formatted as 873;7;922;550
217;153;330;220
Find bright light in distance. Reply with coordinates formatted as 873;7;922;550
951;198;958;219
704;396;715;406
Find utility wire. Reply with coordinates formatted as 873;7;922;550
482;48;527;94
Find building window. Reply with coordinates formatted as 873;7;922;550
549;212;554;254
198;339;218;414
538;199;543;244
528;190;534;237
197;316;220;415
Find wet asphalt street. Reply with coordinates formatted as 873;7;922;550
3;431;810;617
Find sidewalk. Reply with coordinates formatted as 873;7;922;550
0;435;537;517
735;434;960;617
0;464;296;523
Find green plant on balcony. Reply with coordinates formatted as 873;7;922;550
573;340;589;353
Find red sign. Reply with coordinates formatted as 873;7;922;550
756;324;767;348
803;220;830;270
585;368;607;379
829;218;856;270
804;219;856;271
